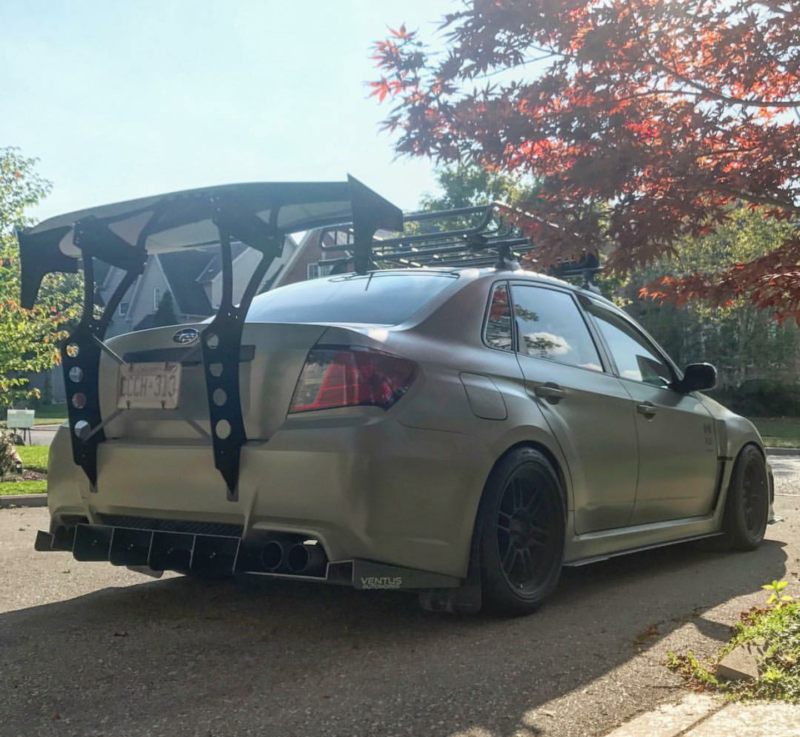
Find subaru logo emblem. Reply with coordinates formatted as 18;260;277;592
173;327;200;345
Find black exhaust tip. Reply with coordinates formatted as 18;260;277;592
286;542;326;575
261;540;284;571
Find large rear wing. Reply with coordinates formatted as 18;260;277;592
15;177;402;500
16;177;598;500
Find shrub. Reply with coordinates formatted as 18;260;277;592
0;432;23;476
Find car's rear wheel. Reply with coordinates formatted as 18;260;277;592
722;445;769;551
478;447;565;615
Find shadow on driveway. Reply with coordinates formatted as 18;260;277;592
1;539;787;737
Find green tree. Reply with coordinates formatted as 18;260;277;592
624;206;798;409
420;164;538;213
151;290;179;328
411;164;541;245
0;148;82;407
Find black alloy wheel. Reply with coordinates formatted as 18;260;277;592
742;458;769;537
723;445;769;551
478;447;565;615
496;468;561;595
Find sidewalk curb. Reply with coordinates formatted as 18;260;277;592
766;447;800;456
605;694;800;736
604;694;720;737
0;494;47;508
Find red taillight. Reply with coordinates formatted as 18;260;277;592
289;347;417;414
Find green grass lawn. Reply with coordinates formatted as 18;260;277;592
750;417;800;448
0;480;46;495
17;445;49;473
0;445;49;495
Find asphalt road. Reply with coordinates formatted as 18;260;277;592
1;463;798;737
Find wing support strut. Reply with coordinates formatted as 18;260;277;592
57;217;148;489
201;200;283;501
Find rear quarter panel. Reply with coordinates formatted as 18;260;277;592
373;277;574;564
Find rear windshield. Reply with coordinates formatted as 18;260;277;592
246;272;459;325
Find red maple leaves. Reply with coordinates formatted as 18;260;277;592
372;1;800;320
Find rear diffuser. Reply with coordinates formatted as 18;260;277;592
35;523;463;591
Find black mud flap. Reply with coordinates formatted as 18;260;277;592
417;584;482;615
350;560;461;591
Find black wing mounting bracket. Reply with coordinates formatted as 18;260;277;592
59;217;147;490
349;175;404;275
202;200;283;501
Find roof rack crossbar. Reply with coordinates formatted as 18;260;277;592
402;204;491;223
318;204;498;255
372;235;533;262
316;204;494;253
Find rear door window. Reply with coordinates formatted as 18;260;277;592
587;305;674;387
511;285;602;372
247;272;459;325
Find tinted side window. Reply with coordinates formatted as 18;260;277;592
485;283;513;351
511;286;602;371
588;307;673;388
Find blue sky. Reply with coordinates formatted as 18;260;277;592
2;1;457;221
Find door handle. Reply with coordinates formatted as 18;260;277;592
637;401;658;419
533;383;566;403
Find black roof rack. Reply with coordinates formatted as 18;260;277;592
317;203;531;272
315;202;602;289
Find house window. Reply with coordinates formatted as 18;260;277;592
307;262;336;280
118;301;130;317
153;288;161;310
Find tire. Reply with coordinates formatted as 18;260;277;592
477;447;565;616
722;445;769;551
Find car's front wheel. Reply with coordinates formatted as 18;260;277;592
722;445;769;551
478;447;565;615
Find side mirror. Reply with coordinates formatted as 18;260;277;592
675;363;717;393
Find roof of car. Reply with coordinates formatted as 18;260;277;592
358;266;618;309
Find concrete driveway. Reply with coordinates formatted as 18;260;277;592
2;465;798;737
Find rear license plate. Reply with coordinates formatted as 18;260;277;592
117;362;182;409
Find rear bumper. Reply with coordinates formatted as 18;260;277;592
34;522;461;590
44;416;492;579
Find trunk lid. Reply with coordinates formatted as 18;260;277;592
98;322;329;441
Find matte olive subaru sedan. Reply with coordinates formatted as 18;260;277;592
39;267;773;614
